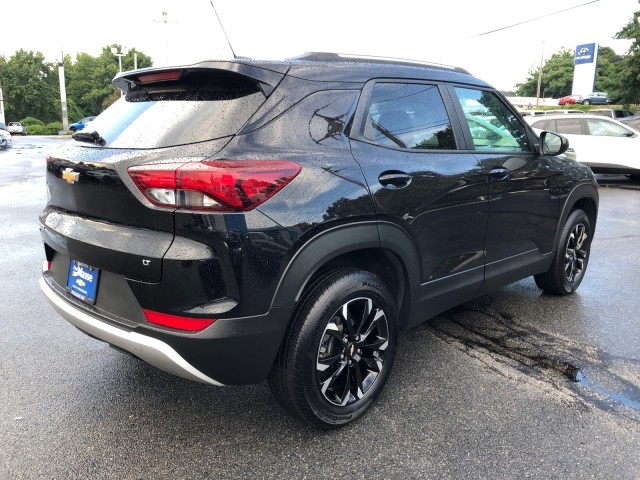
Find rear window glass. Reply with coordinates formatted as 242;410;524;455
84;70;265;149
364;83;456;150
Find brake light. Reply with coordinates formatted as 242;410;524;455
143;309;216;331
128;160;301;211
135;70;182;84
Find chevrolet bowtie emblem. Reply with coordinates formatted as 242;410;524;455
62;168;80;184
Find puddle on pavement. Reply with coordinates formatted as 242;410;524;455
428;297;640;419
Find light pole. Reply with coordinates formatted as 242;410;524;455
58;61;69;131
536;41;545;107
111;47;129;96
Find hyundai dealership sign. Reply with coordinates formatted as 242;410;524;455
572;43;599;95
574;43;596;65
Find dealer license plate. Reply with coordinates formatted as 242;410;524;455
67;260;100;304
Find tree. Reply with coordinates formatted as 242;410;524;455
515;48;574;98
614;11;640;104
515;45;628;102
596;46;624;101
0;45;154;126
66;45;153;118
0;49;59;123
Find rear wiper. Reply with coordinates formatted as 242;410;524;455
72;130;106;146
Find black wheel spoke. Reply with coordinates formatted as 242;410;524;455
338;365;352;406
360;352;382;373
341;303;356;336
358;307;384;343
353;363;364;399
317;352;342;373
363;335;389;351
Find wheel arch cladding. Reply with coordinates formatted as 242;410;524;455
271;221;420;331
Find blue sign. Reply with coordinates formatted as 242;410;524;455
575;43;596;65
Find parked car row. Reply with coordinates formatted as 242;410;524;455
526;113;640;179
0;127;11;149
520;109;583;116
558;92;612;105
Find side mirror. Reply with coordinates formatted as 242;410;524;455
540;131;569;156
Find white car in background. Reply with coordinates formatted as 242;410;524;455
526;114;640;180
0;128;12;149
7;122;27;135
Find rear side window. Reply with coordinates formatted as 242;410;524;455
554;118;583;135
85;70;265;149
364;83;456;150
454;87;529;152
531;119;551;130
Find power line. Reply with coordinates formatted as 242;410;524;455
469;0;600;38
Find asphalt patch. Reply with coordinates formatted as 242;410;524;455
427;296;640;422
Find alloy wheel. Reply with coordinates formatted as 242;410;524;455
315;297;389;407
565;223;588;283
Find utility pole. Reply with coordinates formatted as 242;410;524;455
58;55;69;131
536;42;545;107
154;11;176;65
111;47;129;96
0;80;5;124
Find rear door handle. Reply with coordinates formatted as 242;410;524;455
488;167;511;182
379;171;412;189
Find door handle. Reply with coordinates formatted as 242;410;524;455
488;167;511;182
379;171;412;189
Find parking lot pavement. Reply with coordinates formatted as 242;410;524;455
596;173;640;190
1;136;638;478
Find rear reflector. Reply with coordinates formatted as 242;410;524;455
143;309;216;331
128;160;301;211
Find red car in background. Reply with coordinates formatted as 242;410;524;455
558;95;579;105
558;92;611;105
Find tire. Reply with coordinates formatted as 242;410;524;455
268;268;398;429
582;99;591;105
69;127;77;133
534;209;592;295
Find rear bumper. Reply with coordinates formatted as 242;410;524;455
40;275;225;385
40;272;294;385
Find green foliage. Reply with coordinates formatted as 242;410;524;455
614;11;640;104
0;44;153;128
515;39;638;104
20;116;44;127
515;48;574;98
0;49;59;123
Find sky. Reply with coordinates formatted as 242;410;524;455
1;0;638;91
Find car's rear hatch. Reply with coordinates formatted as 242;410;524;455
41;61;289;284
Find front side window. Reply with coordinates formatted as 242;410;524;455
454;87;529;152
586;118;633;137
364;83;456;150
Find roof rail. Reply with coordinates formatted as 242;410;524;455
288;52;470;74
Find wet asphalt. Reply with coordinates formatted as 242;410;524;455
1;136;639;479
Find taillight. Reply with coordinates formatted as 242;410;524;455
143;309;215;331
128;160;301;211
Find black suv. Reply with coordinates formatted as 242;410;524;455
40;53;598;428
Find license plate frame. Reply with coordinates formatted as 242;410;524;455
67;260;100;304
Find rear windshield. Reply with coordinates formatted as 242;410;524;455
83;70;265;149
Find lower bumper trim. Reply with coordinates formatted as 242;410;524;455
39;275;224;386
